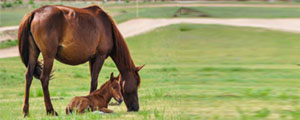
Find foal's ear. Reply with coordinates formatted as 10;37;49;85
135;64;145;72
110;72;114;82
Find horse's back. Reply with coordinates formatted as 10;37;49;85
31;5;111;65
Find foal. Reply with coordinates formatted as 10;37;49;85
66;73;123;114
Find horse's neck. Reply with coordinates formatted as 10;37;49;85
111;55;135;74
92;87;112;105
110;33;135;73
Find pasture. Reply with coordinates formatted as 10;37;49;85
0;40;17;49
2;1;300;120
2;5;300;27
1;23;300;119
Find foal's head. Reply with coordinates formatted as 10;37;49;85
108;72;123;104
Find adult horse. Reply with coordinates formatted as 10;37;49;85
18;5;144;117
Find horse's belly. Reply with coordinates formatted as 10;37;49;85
55;44;96;65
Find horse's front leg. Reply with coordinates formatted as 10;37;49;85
89;55;106;93
40;57;58;116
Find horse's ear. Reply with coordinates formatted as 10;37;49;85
110;72;114;82
135;64;145;72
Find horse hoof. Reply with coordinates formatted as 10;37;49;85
23;112;29;118
53;111;58;116
23;105;29;117
47;111;59;116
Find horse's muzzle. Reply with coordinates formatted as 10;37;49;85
127;105;139;112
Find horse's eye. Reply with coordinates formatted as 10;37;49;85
113;86;117;89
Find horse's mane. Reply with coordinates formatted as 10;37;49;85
99;7;136;72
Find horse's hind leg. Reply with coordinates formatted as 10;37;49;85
40;56;58;116
77;100;90;114
23;37;40;117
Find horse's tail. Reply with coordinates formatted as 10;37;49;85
66;106;72;115
18;11;42;79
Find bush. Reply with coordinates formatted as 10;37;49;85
14;0;23;5
28;0;34;5
1;2;13;8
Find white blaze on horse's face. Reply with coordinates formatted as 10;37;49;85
122;80;126;93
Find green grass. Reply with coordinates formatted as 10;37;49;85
0;40;17;49
196;1;300;5
2;5;300;27
113;6;300;22
0;7;33;27
192;7;300;18
2;24;300;119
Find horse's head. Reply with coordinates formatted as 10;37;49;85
109;72;123;104
121;64;145;112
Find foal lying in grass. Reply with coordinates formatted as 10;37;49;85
66;73;123;114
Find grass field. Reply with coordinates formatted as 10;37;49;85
2;5;300;27
1;24;300;119
0;40;18;49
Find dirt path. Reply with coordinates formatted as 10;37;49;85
0;26;19;33
119;18;300;37
1;18;300;58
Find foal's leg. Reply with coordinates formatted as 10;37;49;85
77;99;90;114
99;108;114;113
23;38;40;117
40;57;58;116
89;55;106;93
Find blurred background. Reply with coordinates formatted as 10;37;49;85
1;0;300;120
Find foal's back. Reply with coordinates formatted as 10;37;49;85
31;5;113;65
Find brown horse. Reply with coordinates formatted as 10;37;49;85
66;72;123;114
18;5;144;117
